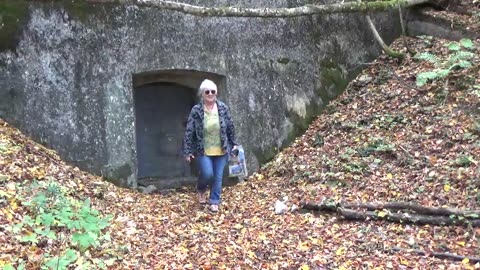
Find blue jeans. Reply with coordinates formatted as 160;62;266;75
197;154;228;205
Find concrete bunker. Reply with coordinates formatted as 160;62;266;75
132;70;226;188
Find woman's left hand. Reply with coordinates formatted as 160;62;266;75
230;145;239;156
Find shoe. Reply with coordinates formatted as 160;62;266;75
197;192;207;204
209;204;219;212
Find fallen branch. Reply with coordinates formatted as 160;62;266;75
301;201;480;227
391;246;480;263
302;201;480;217
343;201;480;217
86;0;430;18
339;207;480;226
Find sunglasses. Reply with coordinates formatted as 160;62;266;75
204;90;216;95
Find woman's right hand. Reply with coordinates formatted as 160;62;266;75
185;154;195;163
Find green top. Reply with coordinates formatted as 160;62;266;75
204;108;223;156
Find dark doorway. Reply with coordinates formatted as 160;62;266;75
134;82;196;182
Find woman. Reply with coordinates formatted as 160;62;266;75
183;79;238;212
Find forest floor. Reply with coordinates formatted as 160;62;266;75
1;2;480;270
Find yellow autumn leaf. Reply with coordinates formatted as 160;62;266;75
400;257;409;265
377;211;388;217
256;174;264;180
297;241;310;251
299;265;310;270
458;241;466;247
462;257;469;264
234;223;243;230
386;173;393;180
311;238;323;247
247;251;256;259
258;233;267;241
336;247;345;256
75;256;85;267
444;184;451;192
6;210;13;221
10;199;18;211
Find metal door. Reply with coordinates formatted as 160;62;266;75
134;82;195;180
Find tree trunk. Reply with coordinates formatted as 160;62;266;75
87;0;430;18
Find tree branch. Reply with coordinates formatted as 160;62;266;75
301;201;480;227
365;14;405;60
397;1;416;55
87;0;430;18
391;247;480;263
339;207;480;227
343;201;480;217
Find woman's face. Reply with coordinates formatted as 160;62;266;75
202;88;217;103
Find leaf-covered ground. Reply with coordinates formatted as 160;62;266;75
1;8;480;270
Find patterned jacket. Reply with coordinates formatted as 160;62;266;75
183;100;238;156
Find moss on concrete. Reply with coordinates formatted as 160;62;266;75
286;59;349;143
102;163;132;187
0;0;120;52
60;0;114;23
0;0;29;52
277;57;290;64
252;145;279;167
252;59;351;166
317;59;349;101
285;99;321;144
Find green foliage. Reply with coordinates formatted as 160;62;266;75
417;35;434;47
472;85;480;98
342;161;367;174
313;133;324;147
8;180;113;269
0;142;7;153
44;249;77;270
414;39;477;87
472;118;480;135
414;52;439;64
357;138;396;157
452;155;476;167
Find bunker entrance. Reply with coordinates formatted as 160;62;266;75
133;70;226;189
134;82;196;187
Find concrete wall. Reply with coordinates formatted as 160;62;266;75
0;0;401;187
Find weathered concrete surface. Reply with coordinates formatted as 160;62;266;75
406;10;480;41
0;0;401;188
